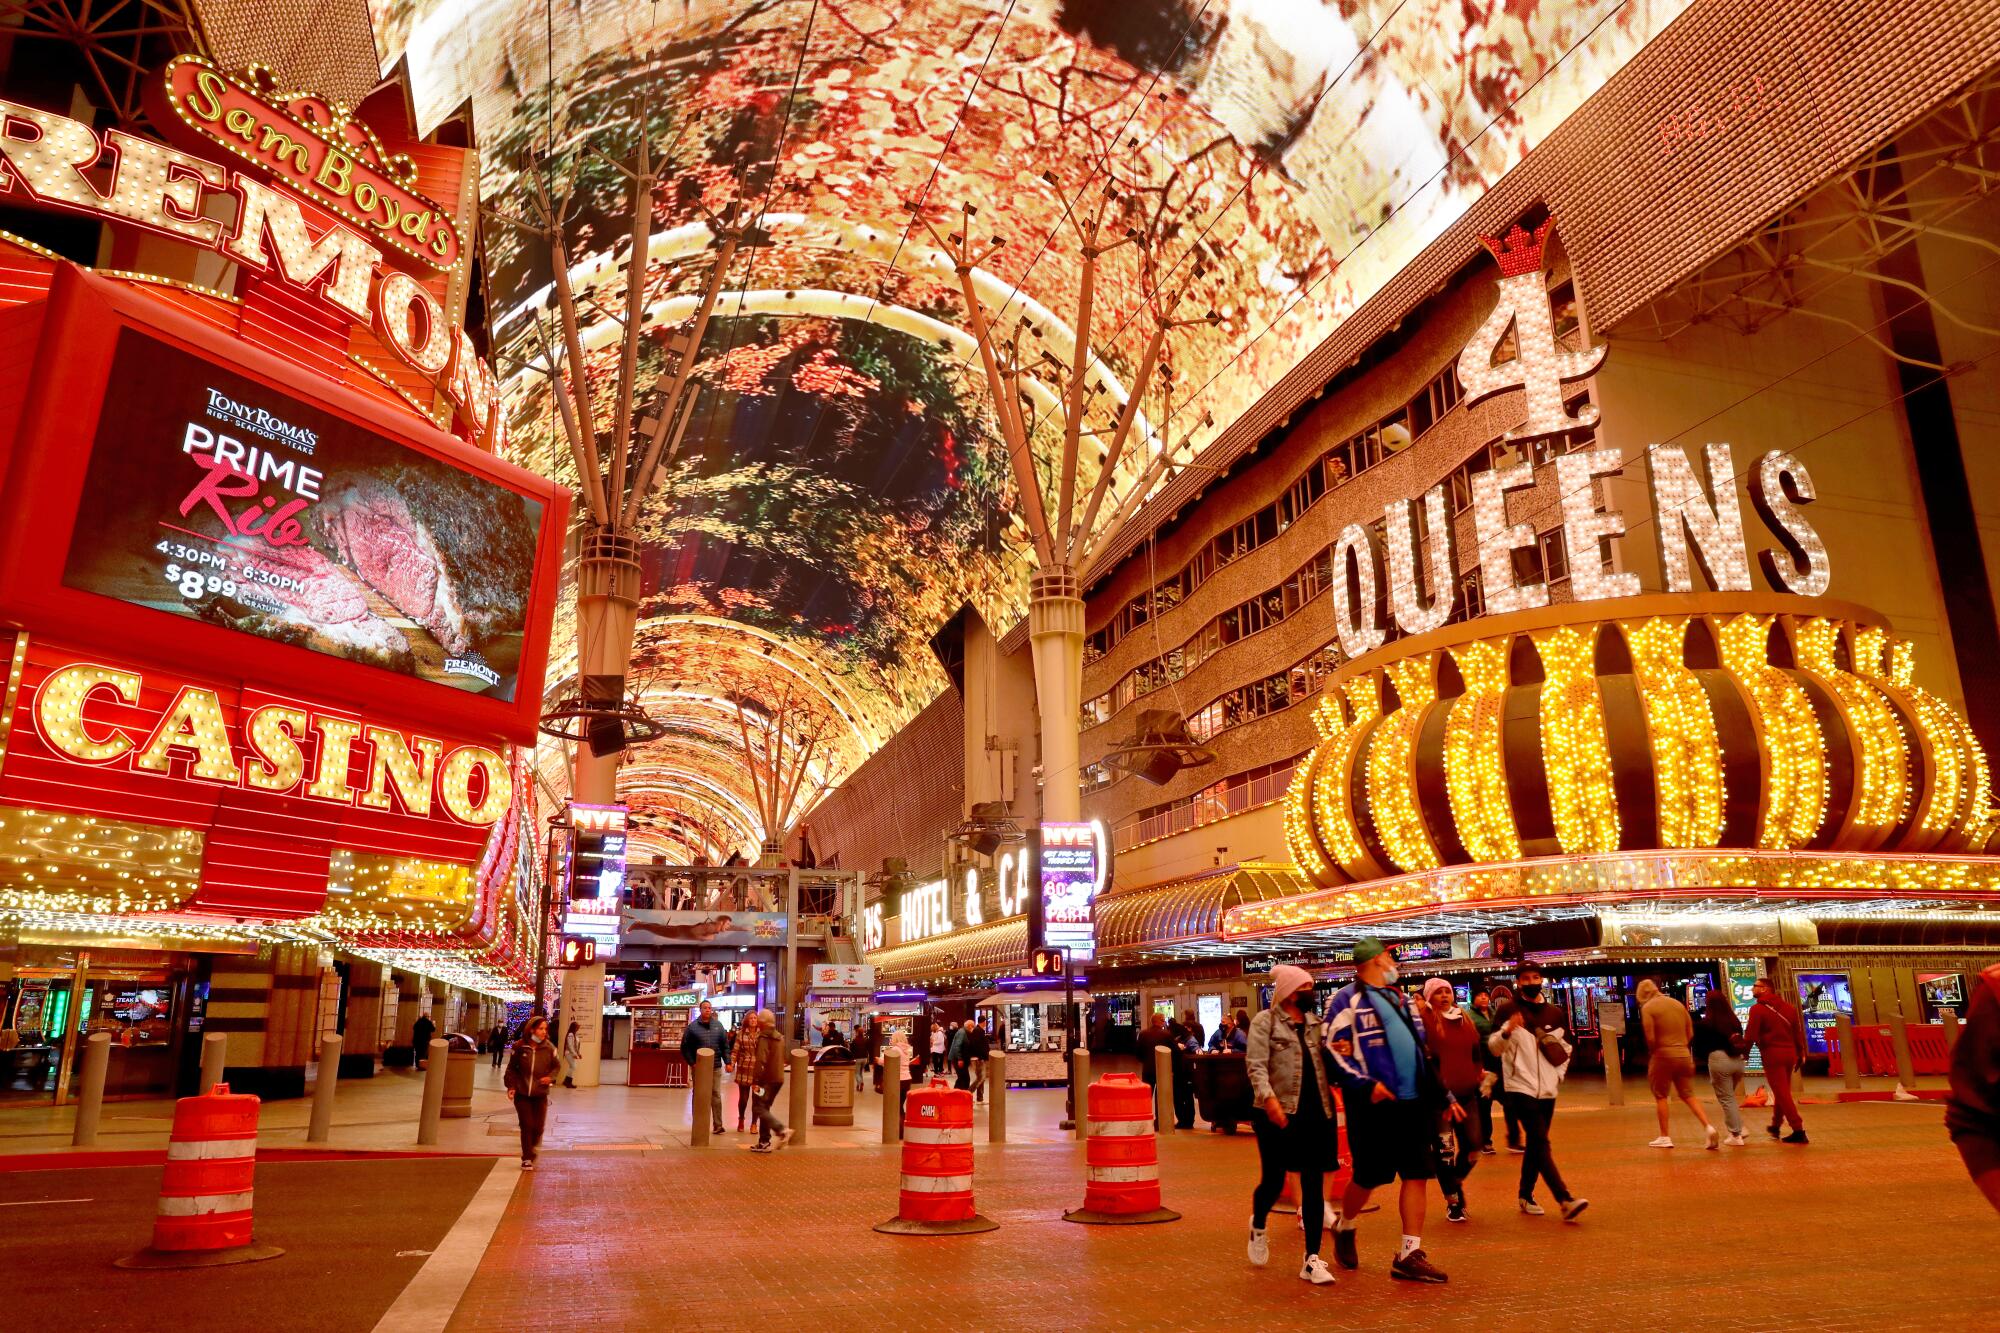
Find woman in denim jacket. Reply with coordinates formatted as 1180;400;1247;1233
1244;964;1340;1286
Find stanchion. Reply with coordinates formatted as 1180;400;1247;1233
1834;1012;1862;1089
73;1031;111;1147
1070;1048;1091;1142
1888;1010;1918;1088
417;1037;447;1145
199;1032;226;1094
1604;1032;1625;1106
987;1050;1007;1143
307;1032;341;1145
881;1049;903;1143
691;1049;715;1147
875;1079;996;1235
1065;1073;1180;1225
1152;1046;1172;1134
116;1083;282;1269
788;1048;810;1148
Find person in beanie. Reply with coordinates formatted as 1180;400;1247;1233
1421;978;1484;1222
1245;965;1339;1286
1324;940;1450;1283
503;1015;561;1169
1490;962;1588;1220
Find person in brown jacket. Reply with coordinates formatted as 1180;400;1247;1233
504;1015;562;1169
748;1009;793;1153
729;1017;760;1131
1745;977;1809;1143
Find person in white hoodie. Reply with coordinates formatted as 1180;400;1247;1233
1488;962;1588;1221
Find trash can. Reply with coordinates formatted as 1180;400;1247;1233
442;1033;478;1119
1190;1052;1252;1132
812;1049;856;1126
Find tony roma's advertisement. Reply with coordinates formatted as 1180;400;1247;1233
62;330;545;700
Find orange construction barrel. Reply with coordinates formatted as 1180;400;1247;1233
874;1079;997;1235
116;1083;284;1269
1064;1073;1180;1225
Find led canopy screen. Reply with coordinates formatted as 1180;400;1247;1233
63;330;546;701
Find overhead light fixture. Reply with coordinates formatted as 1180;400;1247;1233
949;801;1024;857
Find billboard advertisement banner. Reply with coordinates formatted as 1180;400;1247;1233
61;329;545;701
620;909;788;956
1038;821;1099;964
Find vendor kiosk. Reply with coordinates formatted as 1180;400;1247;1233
627;991;698;1087
976;983;1087;1084
868;988;925;1054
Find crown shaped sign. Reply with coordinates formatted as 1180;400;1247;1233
1477;219;1553;278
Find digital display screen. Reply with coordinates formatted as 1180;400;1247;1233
63;330;545;700
1795;972;1853;1053
1039;822;1099;964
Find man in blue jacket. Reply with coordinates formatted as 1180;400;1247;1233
1324;939;1450;1284
680;1000;732;1136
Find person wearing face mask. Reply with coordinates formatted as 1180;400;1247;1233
504;1015;562;1170
1489;963;1588;1221
1244;965;1340;1286
1323;939;1450;1284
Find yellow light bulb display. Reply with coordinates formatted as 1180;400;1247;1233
1533;625;1620;854
1444;638;1520;861
1367;655;1441;873
1793;617;1909;834
1623;616;1724;849
1716;613;1826;849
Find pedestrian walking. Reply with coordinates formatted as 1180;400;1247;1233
929;1021;947;1079
1745;976;1809;1143
882;1029;915;1115
748;1009;793;1152
852;1017;878;1092
1488;963;1588;1221
1695;991;1749;1146
560;1020;582;1088
1947;962;2000;1213
730;1016;759;1131
1487;982;1524;1151
488;1022;508;1069
1638;979;1717;1149
965;1020;991;1103
411;1010;436;1070
681;1000;731;1135
1421;978;1484;1222
1324;939;1451;1283
504;1016;561;1169
1245;965;1340;1287
1468;991;1499;1155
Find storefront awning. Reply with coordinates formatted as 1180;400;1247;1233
867;916;1029;986
1095;862;1315;959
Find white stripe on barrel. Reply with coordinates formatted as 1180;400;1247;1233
166;1139;256;1161
1087;1118;1152;1137
898;1174;974;1193
901;1126;973;1146
157;1190;255;1216
1085;1164;1159;1183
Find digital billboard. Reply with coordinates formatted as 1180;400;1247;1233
1038;821;1100;964
61;330;544;701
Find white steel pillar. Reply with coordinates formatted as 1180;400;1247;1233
1029;566;1086;823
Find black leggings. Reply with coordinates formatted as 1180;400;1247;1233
1250;1093;1328;1258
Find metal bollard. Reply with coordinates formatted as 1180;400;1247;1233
987;1050;1007;1143
308;1032;342;1144
1604;1033;1625;1106
1153;1045;1172;1133
1888;1009;1918;1087
1942;1009;1961;1051
1071;1048;1092;1142
1834;1012;1862;1088
881;1049;903;1144
199;1031;226;1094
691;1049;715;1147
72;1031;111;1146
417;1037;448;1145
788;1049;809;1148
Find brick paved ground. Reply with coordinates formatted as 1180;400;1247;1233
448;1093;1994;1333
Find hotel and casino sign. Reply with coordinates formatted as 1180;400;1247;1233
156;57;464;271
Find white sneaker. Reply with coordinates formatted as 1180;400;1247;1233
775;1128;794;1149
1518;1197;1545;1216
1247;1226;1269;1267
1705;1125;1720;1150
1725;1132;1747;1147
1648;1136;1674;1148
1300;1255;1336;1286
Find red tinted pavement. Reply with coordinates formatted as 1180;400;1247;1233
448;1096;1994;1332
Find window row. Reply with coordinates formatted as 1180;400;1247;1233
1082;365;1463;663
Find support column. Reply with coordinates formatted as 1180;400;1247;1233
204;947;316;1100
1028;567;1085;822
560;530;640;1090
